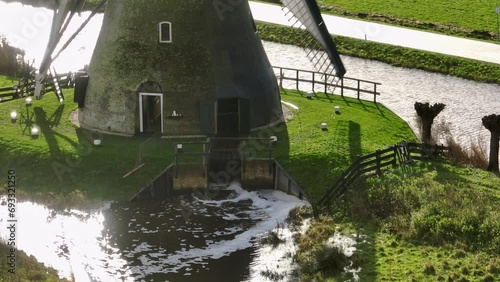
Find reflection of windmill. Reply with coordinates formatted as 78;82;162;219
36;0;345;137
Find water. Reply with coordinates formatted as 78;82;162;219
0;184;309;281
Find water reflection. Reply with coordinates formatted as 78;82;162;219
0;201;132;281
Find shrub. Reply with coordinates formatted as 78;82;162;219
313;244;350;274
335;168;499;254
423;262;436;275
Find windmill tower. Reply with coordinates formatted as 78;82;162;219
35;0;345;137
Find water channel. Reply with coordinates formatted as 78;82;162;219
1;185;309;281
1;2;499;281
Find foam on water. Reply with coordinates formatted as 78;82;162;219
129;183;309;277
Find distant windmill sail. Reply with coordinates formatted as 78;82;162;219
280;0;346;79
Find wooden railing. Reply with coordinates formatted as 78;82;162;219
317;142;449;208
129;163;175;201
272;66;381;103
273;159;311;203
0;73;74;103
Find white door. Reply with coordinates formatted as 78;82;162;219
139;92;164;133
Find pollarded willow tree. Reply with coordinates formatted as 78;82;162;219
481;114;500;173
414;102;446;144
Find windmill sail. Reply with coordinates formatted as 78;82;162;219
34;0;104;100
280;0;346;82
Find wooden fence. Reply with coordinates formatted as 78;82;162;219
317;142;449;208
0;73;73;103
273;66;381;103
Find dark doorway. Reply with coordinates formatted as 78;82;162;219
216;98;250;137
141;95;162;133
137;81;163;134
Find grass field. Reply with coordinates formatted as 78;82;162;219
275;89;416;201
0;75;16;88
0;88;177;204
319;0;500;33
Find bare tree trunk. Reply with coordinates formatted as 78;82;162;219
487;131;499;172
482;114;500;173
421;119;433;144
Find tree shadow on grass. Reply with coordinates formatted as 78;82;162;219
33;105;79;154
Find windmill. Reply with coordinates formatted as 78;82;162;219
73;0;346;137
35;0;345;137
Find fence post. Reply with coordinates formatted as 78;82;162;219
279;68;283;89
376;150;381;175
203;143;207;178
341;78;344;97
373;83;377;103
324;73;327;94
274;164;279;190
312;72;315;93
174;150;178;179
296;70;299;90
357;80;360;99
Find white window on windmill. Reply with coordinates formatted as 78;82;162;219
159;21;172;43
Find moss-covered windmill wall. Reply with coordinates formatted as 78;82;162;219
79;0;283;136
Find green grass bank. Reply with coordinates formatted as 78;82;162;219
260;0;500;42
293;161;500;281
317;0;500;41
318;0;499;33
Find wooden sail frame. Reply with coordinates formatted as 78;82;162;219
34;0;107;100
